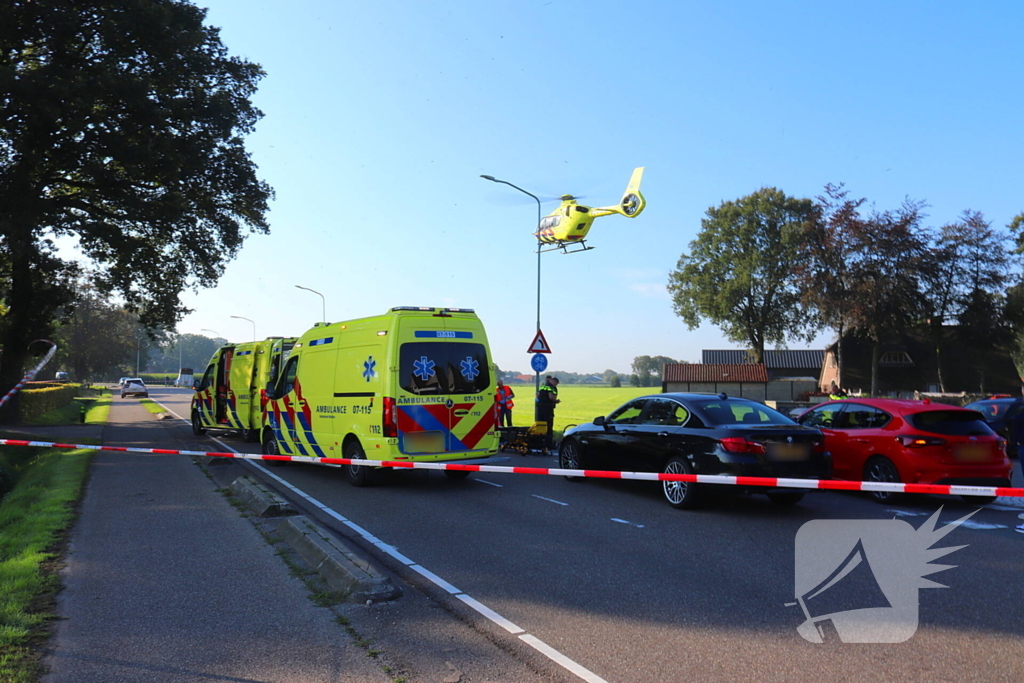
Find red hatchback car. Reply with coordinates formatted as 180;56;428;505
798;398;1013;504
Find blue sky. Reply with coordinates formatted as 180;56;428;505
175;0;1024;375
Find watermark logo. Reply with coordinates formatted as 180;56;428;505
788;508;977;643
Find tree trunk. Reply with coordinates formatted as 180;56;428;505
935;342;946;394
870;341;881;397
836;321;844;391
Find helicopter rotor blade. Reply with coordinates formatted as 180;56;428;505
487;193;587;206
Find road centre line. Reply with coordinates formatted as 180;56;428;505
532;494;569;506
474;478;503;487
156;396;608;683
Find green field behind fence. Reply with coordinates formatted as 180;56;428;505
508;384;653;434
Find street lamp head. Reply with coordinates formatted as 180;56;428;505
480;175;496;181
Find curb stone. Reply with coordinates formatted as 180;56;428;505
277;515;402;603
228;475;296;518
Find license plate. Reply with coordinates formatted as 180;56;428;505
767;442;811;461
954;443;989;462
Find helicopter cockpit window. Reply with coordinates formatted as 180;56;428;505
539;215;561;230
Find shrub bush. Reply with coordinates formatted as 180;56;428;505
17;384;80;422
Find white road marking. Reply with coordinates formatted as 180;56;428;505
532;495;568;506
611;518;645;528
518;634;610;683
158;395;606;683
475;478;503;487
957;521;1008;530
457;594;524;634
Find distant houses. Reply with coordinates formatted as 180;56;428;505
661;333;1020;399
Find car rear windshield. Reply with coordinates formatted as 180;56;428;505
399;342;490;395
967;400;1014;419
694;399;794;426
907;410;994;436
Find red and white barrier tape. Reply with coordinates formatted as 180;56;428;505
1;438;1022;499
0;340;58;409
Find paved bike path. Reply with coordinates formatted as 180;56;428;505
39;398;389;683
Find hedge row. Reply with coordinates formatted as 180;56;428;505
17;384;80;422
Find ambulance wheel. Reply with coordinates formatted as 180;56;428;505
191;411;206;436
444;470;471;480
243;429;259;443
344;440;372;487
262;430;287;467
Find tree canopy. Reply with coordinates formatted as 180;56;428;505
667;188;818;364
919;210;1015;390
630;355;679;387
0;0;271;407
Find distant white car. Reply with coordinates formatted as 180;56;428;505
119;376;131;387
121;378;148;398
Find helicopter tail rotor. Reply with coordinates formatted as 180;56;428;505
618;167;646;217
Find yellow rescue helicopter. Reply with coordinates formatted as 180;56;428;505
535;167;646;253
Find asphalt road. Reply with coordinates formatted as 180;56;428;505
154;387;1024;683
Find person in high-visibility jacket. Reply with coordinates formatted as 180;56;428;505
536;375;560;450
495;379;515;427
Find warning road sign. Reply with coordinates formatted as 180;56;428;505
527;330;551;354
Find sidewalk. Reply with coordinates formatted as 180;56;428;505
37;398;390;683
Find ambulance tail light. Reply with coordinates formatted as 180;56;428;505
383;397;398;438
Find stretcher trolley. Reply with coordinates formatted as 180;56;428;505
498;422;549;455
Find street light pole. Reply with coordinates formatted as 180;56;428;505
201;328;221;340
231;315;256;341
480;175;544;414
294;285;326;324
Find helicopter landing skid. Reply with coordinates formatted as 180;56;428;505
536;241;594;254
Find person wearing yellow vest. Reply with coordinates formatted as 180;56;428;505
828;381;848;400
495;379;515;427
536;375;560;450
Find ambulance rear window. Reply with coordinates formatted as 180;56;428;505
400;342;490;395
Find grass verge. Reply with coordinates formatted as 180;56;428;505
138;399;166;416
0;444;93;682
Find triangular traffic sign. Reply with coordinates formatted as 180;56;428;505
527;329;551;354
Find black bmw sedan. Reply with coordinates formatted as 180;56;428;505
557;393;828;509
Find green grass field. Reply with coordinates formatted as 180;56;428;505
506;384;654;434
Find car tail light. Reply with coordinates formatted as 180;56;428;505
896;435;946;447
719;437;765;454
383;397;398;438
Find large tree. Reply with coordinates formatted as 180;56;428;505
794;184;865;387
50;282;139;381
0;0;271;410
667;188;818;364
844;199;929;395
920;210;1014;391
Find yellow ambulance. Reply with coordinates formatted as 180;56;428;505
261;307;502;485
191;337;297;441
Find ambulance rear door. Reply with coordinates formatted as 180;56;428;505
268;336;337;457
395;317;495;457
193;351;221;428
227;343;258;430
